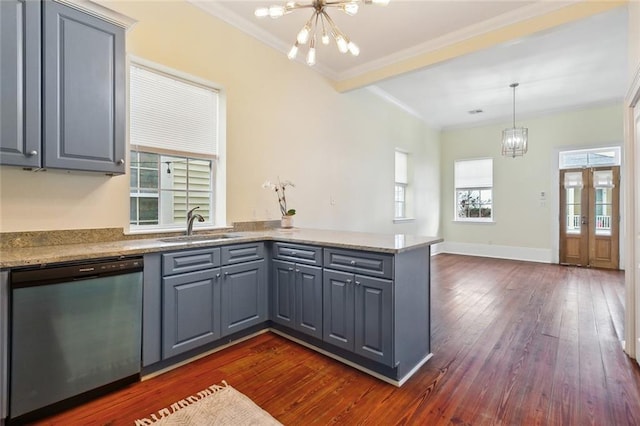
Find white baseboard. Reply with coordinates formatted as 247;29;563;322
431;242;445;255
439;241;553;263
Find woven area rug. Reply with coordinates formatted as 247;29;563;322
134;381;282;425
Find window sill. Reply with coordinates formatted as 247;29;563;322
125;224;233;236
393;217;415;224
452;219;495;224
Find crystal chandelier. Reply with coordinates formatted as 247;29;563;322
501;83;528;158
255;0;390;66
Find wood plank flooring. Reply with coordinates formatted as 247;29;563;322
34;254;640;425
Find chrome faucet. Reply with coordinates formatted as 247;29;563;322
186;206;205;236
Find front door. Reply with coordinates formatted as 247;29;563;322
559;166;620;269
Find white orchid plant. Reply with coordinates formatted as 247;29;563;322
262;179;296;217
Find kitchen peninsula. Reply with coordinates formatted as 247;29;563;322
0;227;442;415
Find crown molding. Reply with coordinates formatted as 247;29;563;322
188;0;583;86
440;98;624;132
333;0;627;92
336;1;580;82
366;86;433;125
56;0;137;29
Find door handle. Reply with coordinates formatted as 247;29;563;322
581;216;588;225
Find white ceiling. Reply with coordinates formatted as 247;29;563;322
194;1;628;129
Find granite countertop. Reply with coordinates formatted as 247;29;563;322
0;228;443;269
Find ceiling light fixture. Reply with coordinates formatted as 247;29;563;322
255;0;390;66
501;82;528;158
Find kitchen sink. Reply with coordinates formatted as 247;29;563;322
158;234;242;243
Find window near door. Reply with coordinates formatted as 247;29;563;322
454;158;493;222
395;150;409;219
559;146;621;169
129;62;225;231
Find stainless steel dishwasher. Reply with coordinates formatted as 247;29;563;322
8;257;143;424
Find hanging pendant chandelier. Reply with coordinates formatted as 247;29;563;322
255;0;390;66
501;82;528;158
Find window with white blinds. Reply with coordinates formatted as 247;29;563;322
129;65;219;157
454;158;493;221
394;150;410;220
129;61;224;231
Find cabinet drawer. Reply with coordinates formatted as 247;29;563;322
162;248;221;276
221;242;265;265
324;249;393;279
273;243;322;265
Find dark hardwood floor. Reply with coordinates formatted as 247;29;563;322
34;254;640;425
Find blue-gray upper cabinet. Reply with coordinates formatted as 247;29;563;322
43;1;125;174
220;260;267;337
0;0;41;168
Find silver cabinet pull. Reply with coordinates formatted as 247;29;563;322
291;251;297;256
295;269;300;273
28;150;38;157
288;267;294;271
355;281;361;286
346;279;352;284
216;273;221;278
117;159;125;165
350;260;356;265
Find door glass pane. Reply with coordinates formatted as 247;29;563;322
593;170;613;236
565;187;582;234
594;187;613;236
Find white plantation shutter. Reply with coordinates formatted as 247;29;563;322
395;151;408;184
455;159;493;188
130;65;218;156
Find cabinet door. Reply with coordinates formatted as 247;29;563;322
0;0;41;167
296;264;323;339
354;275;393;366
271;260;296;328
322;269;354;351
1;271;7;421
221;260;267;337
43;1;125;174
162;268;220;359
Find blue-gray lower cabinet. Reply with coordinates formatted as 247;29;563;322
272;260;323;339
323;269;355;351
354;275;393;366
1;271;8;423
271;260;296;328
162;268;221;359
323;269;393;367
221;260;267;337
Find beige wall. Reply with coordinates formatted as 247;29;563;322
630;0;640;77
440;103;623;261
0;1;439;235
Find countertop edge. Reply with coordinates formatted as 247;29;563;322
0;231;444;269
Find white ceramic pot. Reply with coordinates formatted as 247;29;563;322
281;215;294;228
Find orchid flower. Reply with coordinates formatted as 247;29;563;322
263;178;296;216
